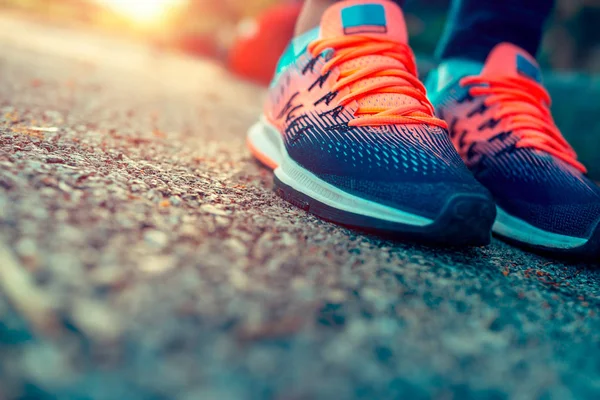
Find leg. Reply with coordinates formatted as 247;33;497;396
296;0;335;35
436;0;555;61
296;0;406;34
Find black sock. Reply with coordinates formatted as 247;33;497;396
435;0;555;62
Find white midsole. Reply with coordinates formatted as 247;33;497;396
247;119;283;165
250;119;593;248
248;118;433;227
493;206;588;249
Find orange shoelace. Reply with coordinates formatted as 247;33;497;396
461;75;586;173
307;36;447;129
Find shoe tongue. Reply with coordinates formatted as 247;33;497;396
481;43;549;137
481;43;542;83
320;0;408;43
319;0;416;114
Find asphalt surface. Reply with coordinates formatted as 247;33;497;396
0;14;599;400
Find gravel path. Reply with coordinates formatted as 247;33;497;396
0;15;599;400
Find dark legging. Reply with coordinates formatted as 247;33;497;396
434;0;555;61
351;0;555;62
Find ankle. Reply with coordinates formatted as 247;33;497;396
295;0;336;35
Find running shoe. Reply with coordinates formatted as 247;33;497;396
427;43;600;258
247;0;496;246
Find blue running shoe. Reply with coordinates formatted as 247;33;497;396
247;0;495;246
427;43;600;258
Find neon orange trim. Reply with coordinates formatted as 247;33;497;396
460;75;586;173
307;35;447;129
247;136;278;170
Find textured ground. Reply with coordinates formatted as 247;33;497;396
0;14;599;400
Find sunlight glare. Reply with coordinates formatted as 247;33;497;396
97;0;186;24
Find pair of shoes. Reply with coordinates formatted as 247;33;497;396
246;0;600;259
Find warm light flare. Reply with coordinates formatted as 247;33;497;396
97;0;186;24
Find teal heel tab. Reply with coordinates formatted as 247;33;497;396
271;27;320;87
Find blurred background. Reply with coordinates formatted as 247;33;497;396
1;0;599;72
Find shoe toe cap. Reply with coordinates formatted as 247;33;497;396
286;123;491;219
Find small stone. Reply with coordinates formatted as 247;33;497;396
144;229;169;248
15;238;37;259
179;224;198;239
55;210;70;222
70;299;123;342
139;255;176;274
46;156;64;164
146;189;161;202
22;343;75;387
230;269;249;290
58;181;73;194
224;238;247;256
169;195;182;206
89;265;126;287
215;216;230;227
39;176;59;187
291;277;308;291
200;204;231;216
327;290;347;303
280;232;297;246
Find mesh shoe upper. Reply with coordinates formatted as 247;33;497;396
430;43;600;238
264;0;490;219
478;147;600;238
285;110;490;218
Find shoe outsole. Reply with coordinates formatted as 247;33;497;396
248;119;496;247
428;65;600;261
273;174;496;247
494;225;600;262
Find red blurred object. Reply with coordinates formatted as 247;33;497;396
228;2;302;85
177;34;220;58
